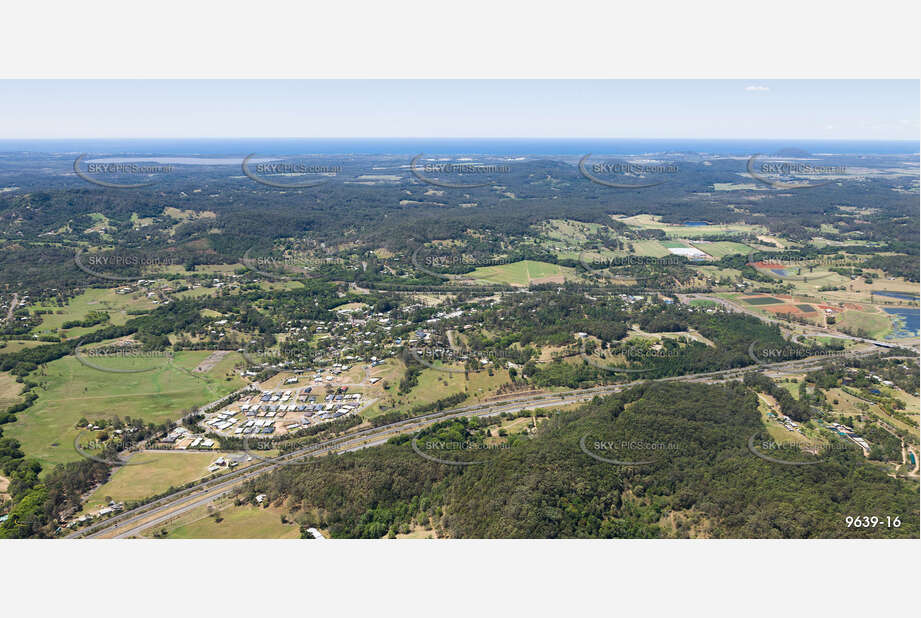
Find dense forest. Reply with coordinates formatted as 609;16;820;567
240;381;919;539
1;153;917;297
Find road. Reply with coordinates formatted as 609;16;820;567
3;293;17;323
67;345;894;539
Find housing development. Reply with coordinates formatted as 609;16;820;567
1;96;918;542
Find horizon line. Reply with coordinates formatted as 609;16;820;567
1;136;918;142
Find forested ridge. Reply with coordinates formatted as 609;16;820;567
242;381;919;539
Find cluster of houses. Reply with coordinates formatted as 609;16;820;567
159;425;215;449
64;501;125;530
766;411;803;434
202;381;366;438
207;455;244;473
824;421;870;453
766;413;871;454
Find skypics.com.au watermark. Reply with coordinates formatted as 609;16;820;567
580;340;682;374
751;255;851;268
747;341;849;367
73;429;149;467
744;248;844;283
242;154;340;188
405;346;525;374
579;434;682;466
241;245;352;281
579;154;678;189
410;247;516;280
74;343;173;374
74;250;180;282
410;154;511;189
73;154;174;189
747;435;852;466
746;152;847;190
411;436;510;466
239;436;322;467
578;253;685;281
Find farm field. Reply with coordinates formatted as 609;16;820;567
778;380;803;399
627;240;670;257
689;240;752;258
0;340;57;354
4;350;245;467
836;309;892;339
827;388;918;440
754;265;847;287
469;259;576;286
369;360;511;416
692;265;744;282
29;288;158;338
155;503;301;539
538;219;610;244
0;371;23;410
81;451;238;513
743;296;784;305
616;214;766;238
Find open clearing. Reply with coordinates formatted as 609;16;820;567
627;240;670;257
157;503;301;539
81;451;238;512
743;296;784;305
364;360;511;418
0;340;57;354
689;241;752;258
470;260;575;286
29;288;158;338
836;309;892;339
0;371;23;410
5;350;244;467
617;214;766;238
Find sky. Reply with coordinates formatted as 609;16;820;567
0;80;917;141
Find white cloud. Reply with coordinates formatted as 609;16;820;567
745;85;770;92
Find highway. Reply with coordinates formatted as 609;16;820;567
67;344;897;539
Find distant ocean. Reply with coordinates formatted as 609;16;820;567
0;138;917;156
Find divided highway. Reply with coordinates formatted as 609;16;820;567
67;345;898;539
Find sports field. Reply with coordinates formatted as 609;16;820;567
5;350;245;467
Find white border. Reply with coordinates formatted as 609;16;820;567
1;1;918;614
4;540;919;615
2;0;920;78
